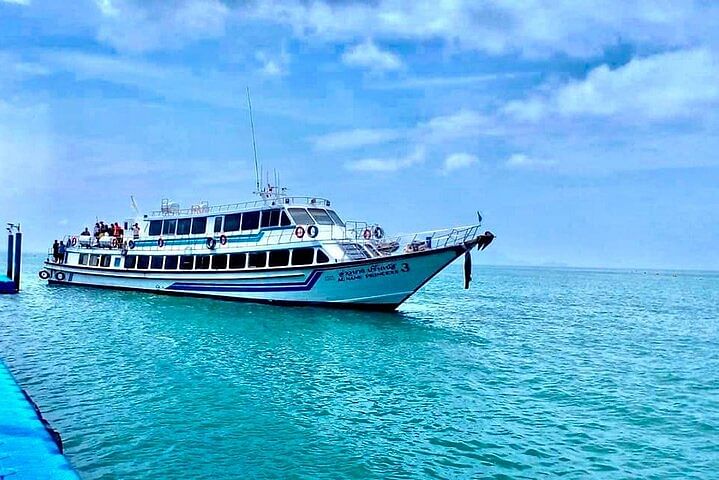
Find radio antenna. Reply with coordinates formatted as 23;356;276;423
246;86;260;193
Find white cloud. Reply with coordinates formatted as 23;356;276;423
311;128;403;151
442;152;478;174
369;72;537;90
311;109;490;157
504;48;719;123
94;0;229;53
249;1;719;58
416;109;493;142
341;40;403;72
255;48;290;77
1;0;30;5
504;153;555;170
345;147;425;172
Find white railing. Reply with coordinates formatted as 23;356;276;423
60;223;483;258
148;196;332;217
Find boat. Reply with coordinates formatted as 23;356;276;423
39;185;494;311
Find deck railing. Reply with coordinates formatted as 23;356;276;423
58;223;483;259
147;196;332;217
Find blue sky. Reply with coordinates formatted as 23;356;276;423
1;0;718;269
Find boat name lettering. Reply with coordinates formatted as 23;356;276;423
337;262;409;282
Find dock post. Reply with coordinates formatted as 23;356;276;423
13;231;21;292
6;232;13;281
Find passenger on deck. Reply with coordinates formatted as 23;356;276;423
81;227;91;236
58;241;66;264
52;240;60;262
132;223;140;239
93;223;100;238
112;222;120;237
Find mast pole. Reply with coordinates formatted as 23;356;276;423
246;87;260;194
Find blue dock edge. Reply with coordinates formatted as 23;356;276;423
0;362;80;479
0;275;15;294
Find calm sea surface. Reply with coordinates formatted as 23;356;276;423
1;254;718;479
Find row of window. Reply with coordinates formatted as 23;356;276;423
147;208;344;237
78;248;330;271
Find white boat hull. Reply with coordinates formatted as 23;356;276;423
43;245;468;311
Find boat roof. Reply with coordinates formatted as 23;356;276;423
145;196;332;219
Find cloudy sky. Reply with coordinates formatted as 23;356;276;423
1;0;718;269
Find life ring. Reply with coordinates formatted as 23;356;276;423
38;270;50;280
206;237;217;250
128;240;136;249
219;234;228;246
307;225;319;238
111;237;119;248
55;271;66;281
373;226;385;240
70;237;77;246
362;228;372;240
295;226;306;238
157;238;165;248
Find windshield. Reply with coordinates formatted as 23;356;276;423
288;208;314;225
307;208;334;225
326;210;345;227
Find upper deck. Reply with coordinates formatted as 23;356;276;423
147;196;332;219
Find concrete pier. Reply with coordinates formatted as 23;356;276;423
0;362;80;479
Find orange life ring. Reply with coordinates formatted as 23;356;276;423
157;238;165;248
295;226;306;238
362;228;372;240
70;236;77;246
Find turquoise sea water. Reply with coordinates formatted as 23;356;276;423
1;254;718;479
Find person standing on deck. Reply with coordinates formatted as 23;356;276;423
52;240;60;263
58;241;66;264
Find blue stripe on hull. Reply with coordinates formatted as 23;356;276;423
166;270;322;293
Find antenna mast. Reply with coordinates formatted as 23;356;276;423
246;87;260;193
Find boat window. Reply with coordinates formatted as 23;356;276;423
229;253;246;269
114;258;121;268
149;220;162;236
137;255;150;269
261;209;282;228
79;253;88;265
180;256;194;270
124;255;136;269
164;256;178;270
292;247;314;266
162;219;177;236
268;249;290;267
101;255;111;267
195;255;210;270
307;208;334;226
288;208;314;225
248;251;267;268
211;254;228;270
280;210;292;226
191;217;207;235
316;249;330;264
326;210;345;227
176;218;192;235
224;213;241;232
89;254;100;267
242;211;260;230
151;256;164;269
213;216;223;233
